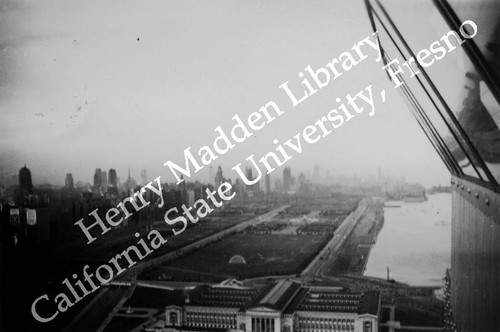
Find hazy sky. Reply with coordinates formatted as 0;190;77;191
0;0;449;187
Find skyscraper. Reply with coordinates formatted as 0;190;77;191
93;168;102;189
108;169;117;187
64;173;74;189
215;166;224;188
124;168;137;192
245;166;254;191
19;165;33;195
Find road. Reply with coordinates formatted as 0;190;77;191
301;198;370;278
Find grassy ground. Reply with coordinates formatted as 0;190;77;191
141;232;330;282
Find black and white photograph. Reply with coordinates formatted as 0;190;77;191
0;0;499;331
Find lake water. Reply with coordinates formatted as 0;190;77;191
364;193;451;286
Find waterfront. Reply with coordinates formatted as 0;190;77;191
364;193;451;286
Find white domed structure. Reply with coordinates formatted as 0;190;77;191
228;255;246;264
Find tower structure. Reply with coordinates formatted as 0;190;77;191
64;173;74;189
19;165;33;195
93;168;102;189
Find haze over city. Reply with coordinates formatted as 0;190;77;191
0;0;448;187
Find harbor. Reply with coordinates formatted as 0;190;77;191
364;193;451;286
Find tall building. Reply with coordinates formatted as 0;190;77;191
283;167;291;194
298;173;307;185
93;168;102;189
124;168;137;192
365;1;500;330
18;165;33;195
108;169;117;187
215;166;224;188
245;166;259;192
234;178;245;196
64;173;74;189
245;166;253;183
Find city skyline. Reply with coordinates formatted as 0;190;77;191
0;0;449;187
2;163;429;189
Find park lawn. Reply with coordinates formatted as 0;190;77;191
155;232;330;280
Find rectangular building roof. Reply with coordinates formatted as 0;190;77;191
189;285;260;310
248;280;302;312
286;288;380;316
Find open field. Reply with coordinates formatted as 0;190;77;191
72;215;251;264
140;232;330;282
138;194;363;282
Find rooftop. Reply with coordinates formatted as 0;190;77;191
285;288;380;315
189;285;260;310
248;280;302;312
159;282;380;316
